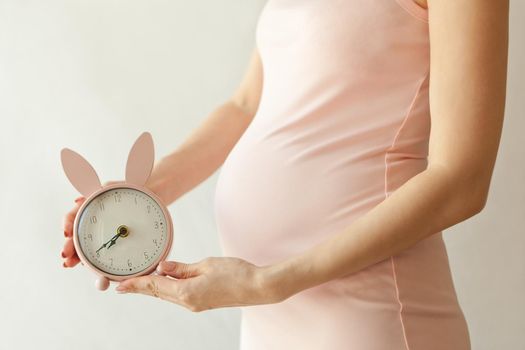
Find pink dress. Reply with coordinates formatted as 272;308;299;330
214;1;471;349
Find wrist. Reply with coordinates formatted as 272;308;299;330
255;259;304;304
146;155;178;205
146;176;171;205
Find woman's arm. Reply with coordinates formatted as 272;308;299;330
261;0;509;300
115;0;509;311
146;47;264;205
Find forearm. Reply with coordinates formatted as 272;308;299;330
146;100;253;205
262;165;486;300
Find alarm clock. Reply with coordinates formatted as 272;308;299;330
60;132;173;291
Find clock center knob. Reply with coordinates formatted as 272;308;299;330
117;225;129;237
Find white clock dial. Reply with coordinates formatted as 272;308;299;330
76;187;168;276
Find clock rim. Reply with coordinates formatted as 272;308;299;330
72;182;174;282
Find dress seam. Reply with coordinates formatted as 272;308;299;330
384;68;430;350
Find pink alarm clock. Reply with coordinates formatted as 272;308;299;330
60;132;173;291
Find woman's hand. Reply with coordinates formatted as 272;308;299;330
61;196;85;267
115;257;286;312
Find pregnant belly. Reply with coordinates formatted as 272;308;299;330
213;134;390;266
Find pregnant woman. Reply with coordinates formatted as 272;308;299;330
61;1;508;349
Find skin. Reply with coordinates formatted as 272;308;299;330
62;0;508;312
414;0;428;10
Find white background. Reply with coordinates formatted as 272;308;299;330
0;1;523;349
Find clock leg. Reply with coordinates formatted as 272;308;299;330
95;275;110;291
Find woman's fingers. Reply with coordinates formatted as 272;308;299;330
63;197;85;237
116;275;176;300
156;261;201;279
61;237;76;258
63;254;80;268
62;196;85;268
116;275;209;312
103;180;124;186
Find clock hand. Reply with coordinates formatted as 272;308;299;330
106;234;121;250
95;232;121;253
95;225;129;254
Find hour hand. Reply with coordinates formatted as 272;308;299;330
106;237;118;250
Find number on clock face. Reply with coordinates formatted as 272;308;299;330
77;188;168;276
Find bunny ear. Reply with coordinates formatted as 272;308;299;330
126;132;154;187
61;148;102;197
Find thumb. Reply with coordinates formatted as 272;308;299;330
157;261;200;279
103;180;125;186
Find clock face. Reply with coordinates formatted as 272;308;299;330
76;187;169;276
